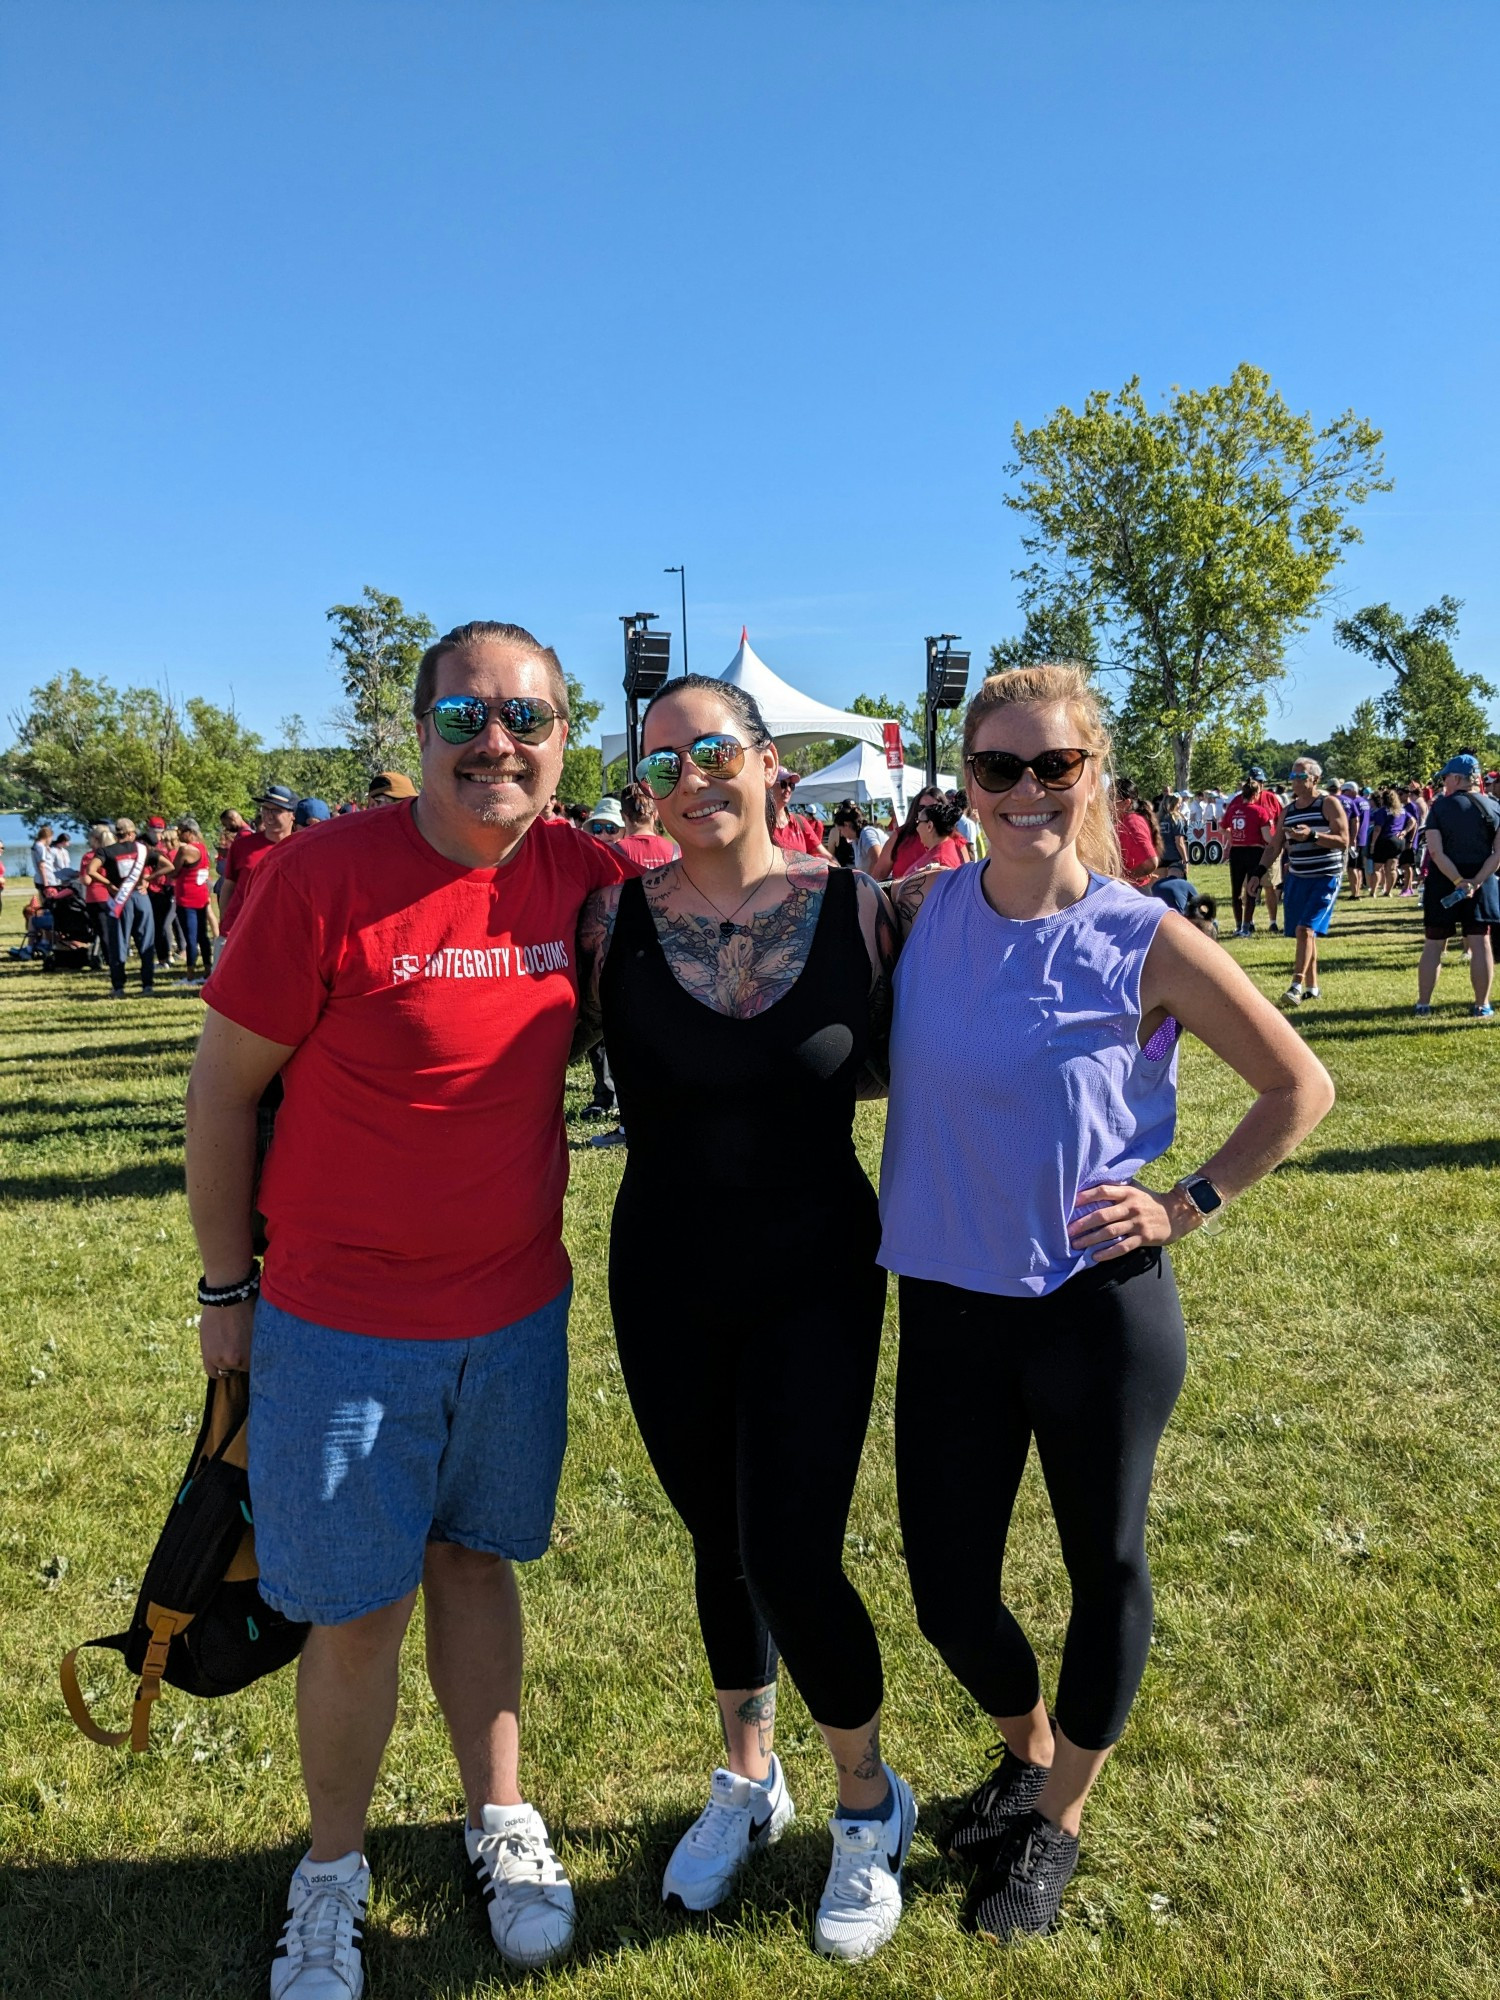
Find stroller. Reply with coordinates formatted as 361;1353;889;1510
34;884;97;971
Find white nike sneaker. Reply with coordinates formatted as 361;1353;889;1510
270;1850;368;1999
813;1765;917;1961
465;1803;575;1969
663;1757;795;1910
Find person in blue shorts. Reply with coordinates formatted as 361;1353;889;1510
1248;758;1348;1004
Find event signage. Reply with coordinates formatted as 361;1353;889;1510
882;721;904;772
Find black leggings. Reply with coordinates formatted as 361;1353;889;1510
896;1250;1186;1752
610;1184;887;1730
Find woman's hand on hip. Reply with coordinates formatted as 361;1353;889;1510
199;1299;254;1376
1068;1181;1195;1262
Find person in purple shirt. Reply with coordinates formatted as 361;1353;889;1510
1340;784;1372;897
880;662;1334;1943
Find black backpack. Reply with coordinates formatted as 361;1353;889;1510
61;1372;308;1751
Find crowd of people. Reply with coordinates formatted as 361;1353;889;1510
17;631;1500;1994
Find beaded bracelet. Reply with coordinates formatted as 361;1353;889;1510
197;1263;261;1308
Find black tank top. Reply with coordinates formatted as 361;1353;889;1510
600;867;872;1191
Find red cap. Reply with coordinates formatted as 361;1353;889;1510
148;816;167;829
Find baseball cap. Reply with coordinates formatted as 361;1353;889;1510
147;816;167;830
367;770;418;801
588;797;625;828
1243;766;1267;783
1340;781;1358;794
1438;753;1481;781
254;783;299;810
294;797;332;826
775;767;801;787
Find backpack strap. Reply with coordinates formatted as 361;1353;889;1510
60;1606;193;1752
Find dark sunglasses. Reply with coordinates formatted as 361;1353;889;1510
635;733;749;799
965;747;1092;794
418;694;559;746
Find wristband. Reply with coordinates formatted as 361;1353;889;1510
197;1262;261;1308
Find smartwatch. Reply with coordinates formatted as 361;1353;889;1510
1177;1175;1227;1236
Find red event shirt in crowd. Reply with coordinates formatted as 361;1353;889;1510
201;804;637;1338
172;839;213;908
771;814;827;855
1116;810;1158;881
921;836;967;871
219;828;288;934
1223;791;1282;848
614;831;679;869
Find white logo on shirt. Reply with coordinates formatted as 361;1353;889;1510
390;940;570;984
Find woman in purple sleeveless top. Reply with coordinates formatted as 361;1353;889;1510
880;664;1335;1942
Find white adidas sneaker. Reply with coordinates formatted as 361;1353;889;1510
270;1850;368;2000
465;1803;576;1969
813;1765;917;1961
662;1756;795;1911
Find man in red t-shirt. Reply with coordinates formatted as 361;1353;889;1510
218;784;298;934
769;769;830;854
1222;768;1283;936
187;621;636;1988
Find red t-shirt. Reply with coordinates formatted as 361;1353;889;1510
922;837;967;871
1116;810;1158;880
615;832;678;869
771;815;826;854
78;850;111;906
201;806;638;1338
1223;791;1282;848
173;839;213;908
220;829;290;933
888;830;929;879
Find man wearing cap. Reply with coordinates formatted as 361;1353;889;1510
220;785;298;935
1415;754;1500;1018
366;771;419;808
1222;768;1282;936
85;816;158;997
295;798;333;828
186;620;639;1996
770;768;831;855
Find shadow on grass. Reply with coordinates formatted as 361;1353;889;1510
0;1153;184;1203
0;1804;976;1997
1285;1138;1500;1175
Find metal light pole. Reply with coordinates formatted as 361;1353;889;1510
664;566;688;677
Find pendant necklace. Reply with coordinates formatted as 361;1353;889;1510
678;851;784;940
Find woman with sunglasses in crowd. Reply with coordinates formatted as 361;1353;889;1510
866;783;943;882
879;663;1333;1943
575;674;910;1963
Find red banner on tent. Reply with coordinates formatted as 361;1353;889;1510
882;721;904;771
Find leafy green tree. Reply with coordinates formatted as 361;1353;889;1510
557;672;606;804
326;587;436;772
4;671;263;829
1004;363;1390;789
1332;598;1496;780
1324;698;1404;787
990;603;1099;673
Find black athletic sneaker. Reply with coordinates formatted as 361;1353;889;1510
967;1809;1080;1940
942;1745;1052;1866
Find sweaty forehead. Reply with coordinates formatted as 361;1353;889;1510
971;700;1078;756
435;643;553;701
642;690;743;751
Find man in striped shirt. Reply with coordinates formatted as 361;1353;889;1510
1249;758;1348;1005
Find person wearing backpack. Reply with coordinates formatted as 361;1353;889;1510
186;622;639;1998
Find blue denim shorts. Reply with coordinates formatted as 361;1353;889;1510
248;1286;571;1625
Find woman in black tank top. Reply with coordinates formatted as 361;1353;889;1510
576;676;914;1960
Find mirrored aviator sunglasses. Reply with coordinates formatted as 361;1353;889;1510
966;747;1092;794
635;733;748;799
420;694;559;745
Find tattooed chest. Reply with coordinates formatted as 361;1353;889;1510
652;889;823;1019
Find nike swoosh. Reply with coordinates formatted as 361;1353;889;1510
749;1812;771;1841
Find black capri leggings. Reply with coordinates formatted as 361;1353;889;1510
896;1249;1186;1752
610;1183;887;1730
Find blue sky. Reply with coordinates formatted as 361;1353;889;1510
3;0;1497;756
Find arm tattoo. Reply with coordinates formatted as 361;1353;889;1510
571;886;622;1059
736;1687;777;1758
644;856;830;1019
889;863;941;938
857;874;899;1097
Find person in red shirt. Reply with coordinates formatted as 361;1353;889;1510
218;784;298;934
868;786;943;882
1222;768;1283;936
914;798;968;870
1113;779;1160;886
170;815;214;980
770;768;831;854
77;821;115;967
614;782;680;869
186;620;637;1989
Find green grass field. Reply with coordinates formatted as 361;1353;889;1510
2;876;1497;1999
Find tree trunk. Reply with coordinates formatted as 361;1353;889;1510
1173;729;1193;793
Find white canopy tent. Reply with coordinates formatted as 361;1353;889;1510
599;628;897;776
788;741;957;814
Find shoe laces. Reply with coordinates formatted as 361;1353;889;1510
284;1877;363;1971
474;1822;568;1896
1003;1814;1070;1887
683;1774;756;1856
825;1818;882;1900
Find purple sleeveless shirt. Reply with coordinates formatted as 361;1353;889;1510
879;867;1180;1298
